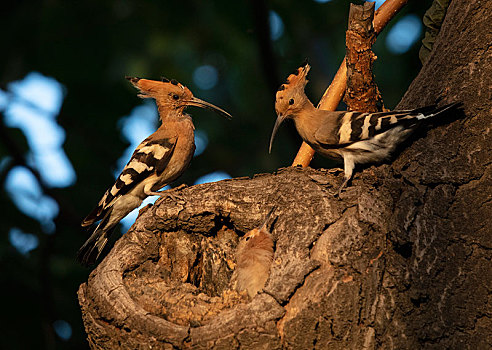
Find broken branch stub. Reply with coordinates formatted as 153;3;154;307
344;2;384;112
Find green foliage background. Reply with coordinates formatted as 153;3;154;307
0;0;429;348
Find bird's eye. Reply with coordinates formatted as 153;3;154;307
173;94;179;100
245;236;251;241
289;98;294;105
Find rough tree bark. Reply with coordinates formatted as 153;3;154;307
344;2;384;113
78;0;491;348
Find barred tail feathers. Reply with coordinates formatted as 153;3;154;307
373;102;461;135
81;204;105;227
77;208;115;266
414;102;461;121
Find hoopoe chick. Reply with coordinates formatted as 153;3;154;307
269;62;460;195
78;77;232;266
234;209;276;298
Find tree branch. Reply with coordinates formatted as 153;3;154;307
344;2;383;112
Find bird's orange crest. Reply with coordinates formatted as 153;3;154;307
126;77;192;100
277;62;310;95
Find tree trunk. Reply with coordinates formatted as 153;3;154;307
78;0;492;348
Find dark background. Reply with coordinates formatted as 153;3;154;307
0;0;429;348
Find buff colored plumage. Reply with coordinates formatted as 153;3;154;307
78;77;231;266
270;63;460;195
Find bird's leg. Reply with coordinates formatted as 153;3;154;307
144;184;187;203
333;156;354;197
335;175;351;197
144;190;167;196
143;184;187;196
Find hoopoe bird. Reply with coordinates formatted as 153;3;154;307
233;208;275;298
269;62;460;195
78;77;232;266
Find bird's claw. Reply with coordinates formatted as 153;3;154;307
153;184;188;204
329;176;350;199
327;167;343;174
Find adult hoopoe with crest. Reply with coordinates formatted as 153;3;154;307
78;77;232;266
269;62;460;196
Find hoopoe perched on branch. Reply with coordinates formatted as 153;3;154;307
78;77;232;266
269;63;461;196
233;208;276;298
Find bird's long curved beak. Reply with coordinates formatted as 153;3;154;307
269;115;286;153
184;97;232;119
260;206;277;230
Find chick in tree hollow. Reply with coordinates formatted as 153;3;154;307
234;208;276;298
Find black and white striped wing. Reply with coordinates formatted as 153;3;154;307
314;105;443;146
81;135;177;226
